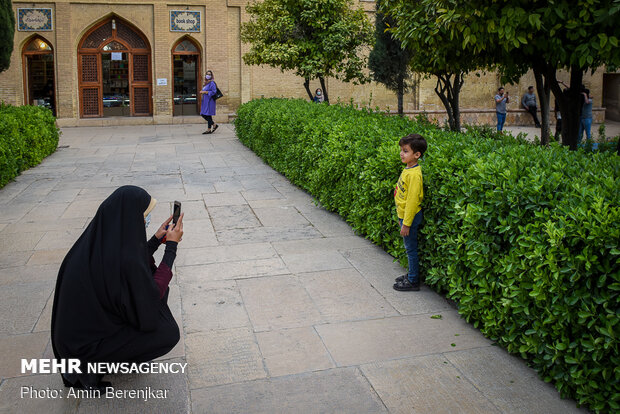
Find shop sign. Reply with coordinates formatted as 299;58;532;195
18;8;53;31
170;11;201;32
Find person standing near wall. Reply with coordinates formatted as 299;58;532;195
521;86;541;128
494;87;509;132
199;70;218;134
579;87;593;143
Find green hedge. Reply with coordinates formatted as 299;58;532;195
0;104;60;187
235;98;619;413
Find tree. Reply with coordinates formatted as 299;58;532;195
368;2;414;116
240;0;374;103
380;0;494;131
429;0;620;149
0;0;15;73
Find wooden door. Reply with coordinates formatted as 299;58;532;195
79;54;102;117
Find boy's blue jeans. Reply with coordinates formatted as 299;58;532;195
399;210;423;284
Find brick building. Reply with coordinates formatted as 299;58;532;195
1;1;614;127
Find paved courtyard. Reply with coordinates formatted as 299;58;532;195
0;123;587;413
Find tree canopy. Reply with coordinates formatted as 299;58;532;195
402;0;620;148
380;0;496;130
0;0;15;73
240;0;374;103
368;2;414;115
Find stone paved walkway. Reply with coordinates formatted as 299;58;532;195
0;124;587;413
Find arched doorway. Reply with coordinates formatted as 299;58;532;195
22;36;56;116
78;17;152;118
172;37;201;116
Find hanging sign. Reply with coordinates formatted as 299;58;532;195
18;8;53;31
170;10;201;32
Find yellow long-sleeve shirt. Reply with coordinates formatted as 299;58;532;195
394;164;423;226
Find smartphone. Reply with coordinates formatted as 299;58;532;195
173;201;182;225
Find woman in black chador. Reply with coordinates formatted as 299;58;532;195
51;186;184;390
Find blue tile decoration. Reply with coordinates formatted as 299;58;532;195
17;8;53;31
170;10;201;32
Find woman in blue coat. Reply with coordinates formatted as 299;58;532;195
199;70;218;134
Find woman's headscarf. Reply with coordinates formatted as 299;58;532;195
51;186;162;361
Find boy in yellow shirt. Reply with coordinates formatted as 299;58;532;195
393;134;426;291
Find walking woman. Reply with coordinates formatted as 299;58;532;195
200;70;218;134
51;186;183;390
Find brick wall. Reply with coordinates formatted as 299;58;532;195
0;0;611;126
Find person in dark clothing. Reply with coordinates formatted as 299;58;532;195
51;186;184;390
521;86;541;128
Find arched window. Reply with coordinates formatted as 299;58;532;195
22;36;55;116
77;17;151;118
172;37;201;116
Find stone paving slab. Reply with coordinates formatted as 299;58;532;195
343;246;454;316
252;206;310;227
190;367;388;414
0;281;54;335
239;275;324;332
185;327;267;389
175;242;278;267
316;312;492;366
208;205;262;231
0;332;49;380
280;250;353;274
300;269;399;323
444;347;587;414
255;326;336;377
0;232;45;252
180;280;250;333
176;258;289;282
215;226;323;245
361;354;501;414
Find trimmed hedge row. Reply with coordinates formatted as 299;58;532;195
0;104;59;188
235;98;619;413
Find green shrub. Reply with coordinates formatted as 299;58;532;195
0;104;59;187
235;98;620;413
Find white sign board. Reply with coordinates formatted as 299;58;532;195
157;78;168;86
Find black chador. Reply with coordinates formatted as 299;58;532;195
51;186;179;389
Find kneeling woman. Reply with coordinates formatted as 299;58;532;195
51;186;184;390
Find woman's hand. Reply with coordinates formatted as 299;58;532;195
155;215;173;239
165;213;184;243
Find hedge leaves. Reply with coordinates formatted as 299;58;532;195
0;104;59;188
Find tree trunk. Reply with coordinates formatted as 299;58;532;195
434;72;463;132
533;63;551;145
547;64;584;150
451;73;463;132
319;76;329;104
564;67;584;150
397;77;404;116
303;78;313;101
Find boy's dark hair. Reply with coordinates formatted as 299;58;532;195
399;134;427;156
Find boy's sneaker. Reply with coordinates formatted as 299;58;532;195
395;274;407;283
393;279;420;291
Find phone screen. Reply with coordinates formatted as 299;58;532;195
173;201;182;225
